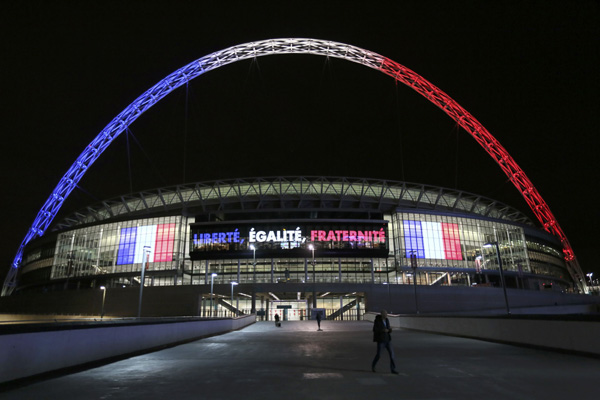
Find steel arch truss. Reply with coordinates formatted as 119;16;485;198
2;38;586;295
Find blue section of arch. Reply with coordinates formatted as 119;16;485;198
7;39;372;284
9;45;228;272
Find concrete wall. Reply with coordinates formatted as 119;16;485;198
365;312;600;357
0;285;207;317
0;315;255;384
3;284;600;318
366;284;600;315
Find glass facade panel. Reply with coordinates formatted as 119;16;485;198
117;227;137;265
155;223;176;262
41;208;569;292
51;216;183;280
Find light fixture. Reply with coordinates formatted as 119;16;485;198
210;273;218;317
100;286;106;319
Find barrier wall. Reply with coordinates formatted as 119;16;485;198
365;312;600;356
0;315;255;384
366;284;600;315
2;284;599;317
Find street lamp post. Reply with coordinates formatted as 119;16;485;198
484;242;510;315
100;286;106;319
250;245;256;282
250;245;257;314
409;251;419;314
309;244;316;309
231;281;238;316
210;273;217;317
137;246;151;318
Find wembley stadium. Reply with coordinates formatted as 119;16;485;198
6;175;588;319
2;39;596;319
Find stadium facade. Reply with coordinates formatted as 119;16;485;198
11;176;574;319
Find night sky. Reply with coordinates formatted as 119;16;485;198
1;1;599;285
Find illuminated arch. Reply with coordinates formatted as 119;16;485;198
2;38;586;294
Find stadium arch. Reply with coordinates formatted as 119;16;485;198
2;38;586;295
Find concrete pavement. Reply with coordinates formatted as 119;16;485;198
1;320;599;399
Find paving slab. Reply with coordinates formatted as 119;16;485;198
1;320;599;400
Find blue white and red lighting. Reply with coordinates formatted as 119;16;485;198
116;223;176;265
2;39;585;294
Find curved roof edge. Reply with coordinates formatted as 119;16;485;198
52;176;534;231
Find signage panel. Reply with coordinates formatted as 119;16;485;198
189;221;388;259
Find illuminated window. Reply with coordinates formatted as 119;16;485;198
442;223;462;260
117;227;137;265
403;220;425;258
155;223;176;262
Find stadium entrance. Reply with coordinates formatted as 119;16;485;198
198;290;365;321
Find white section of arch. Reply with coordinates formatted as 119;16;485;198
3;38;585;295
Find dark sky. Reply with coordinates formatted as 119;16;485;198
1;1;599;284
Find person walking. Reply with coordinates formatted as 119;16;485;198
316;311;322;331
274;313;281;327
371;310;398;374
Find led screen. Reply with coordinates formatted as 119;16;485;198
403;220;462;260
117;223;175;265
189;221;389;259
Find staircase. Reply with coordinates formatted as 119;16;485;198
218;298;245;316
327;299;357;320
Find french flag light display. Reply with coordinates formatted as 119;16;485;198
117;223;176;265
403;220;462;260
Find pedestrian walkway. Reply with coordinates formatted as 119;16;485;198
1;320;599;399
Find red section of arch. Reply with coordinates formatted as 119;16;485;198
377;58;577;266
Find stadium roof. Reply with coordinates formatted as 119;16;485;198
52;176;533;230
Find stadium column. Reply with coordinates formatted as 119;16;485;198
190;260;194;285
307;293;313;315
204;260;209;284
264;296;268;321
111;238;117;274
304;258;308;282
196;292;204;317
